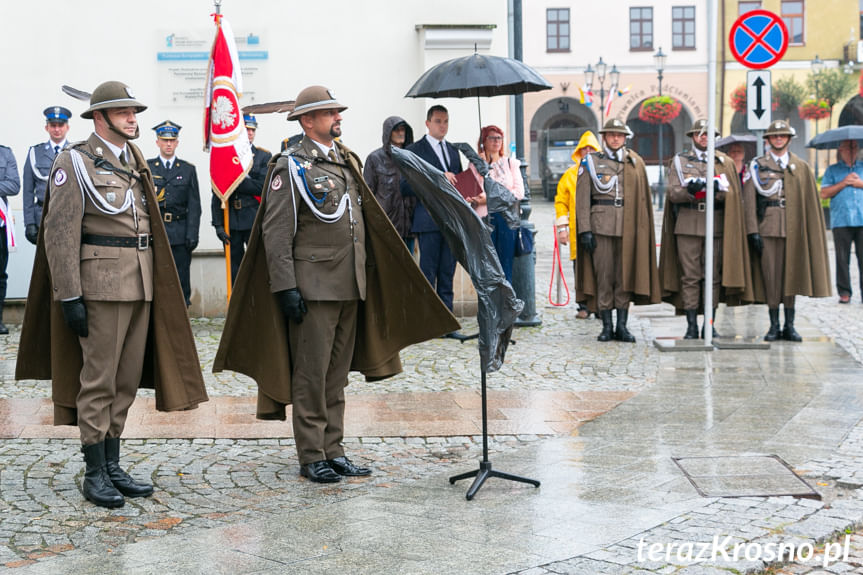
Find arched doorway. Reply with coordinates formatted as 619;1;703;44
625;100;693;183
529;97;596;199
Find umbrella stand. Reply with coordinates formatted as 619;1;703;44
449;367;540;500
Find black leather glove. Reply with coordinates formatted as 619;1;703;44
686;180;703;196
186;238;198;251
748;233;763;256
61;297;88;338
25;224;38;245
275;288;307;324
215;227;231;245
578;231;597;255
713;179;721;193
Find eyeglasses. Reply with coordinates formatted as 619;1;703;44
486;136;503;141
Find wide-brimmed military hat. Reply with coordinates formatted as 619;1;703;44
686;119;720;137
765;119;796;137
152;120;181;139
287;86;347;121
44;106;72;124
243;113;258;129
598;118;632;136
81;81;147;119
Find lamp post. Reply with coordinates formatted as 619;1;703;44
584;57;620;126
654;47;667;195
811;54;824;180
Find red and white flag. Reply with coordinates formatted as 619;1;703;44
0;202;15;252
204;13;252;203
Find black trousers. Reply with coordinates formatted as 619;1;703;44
229;228;253;283
0;229;8;303
833;226;863;299
170;243;192;306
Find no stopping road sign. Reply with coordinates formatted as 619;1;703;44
730;10;789;69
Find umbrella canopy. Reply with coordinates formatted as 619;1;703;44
405;53;552;99
807;125;863;150
716;133;758;165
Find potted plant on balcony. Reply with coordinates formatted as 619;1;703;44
638;95;682;124
798;98;831;121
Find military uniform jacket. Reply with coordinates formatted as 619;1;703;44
22;141;61;227
743;152;831;300
148;156;201;246
211;144;272;231
0;144;20;206
262;137;366;301
213;137;459;420
15;134;208;423
574;148;660;309
665;150;727;237
659;150;753;311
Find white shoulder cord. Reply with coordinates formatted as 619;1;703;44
748;158;783;197
69;149;137;223
287;156;352;225
29;147;48;182
586;154;619;196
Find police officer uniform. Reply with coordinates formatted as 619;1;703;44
263;85;371;484
665;120;726;338
23;106;71;244
0;143;20;334
147;121;201;306
211;113;272;282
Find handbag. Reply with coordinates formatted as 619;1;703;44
515;226;534;256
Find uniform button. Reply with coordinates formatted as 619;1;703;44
310;255;316;261
354;237;358;243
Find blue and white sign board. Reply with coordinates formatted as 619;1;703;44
746;70;771;130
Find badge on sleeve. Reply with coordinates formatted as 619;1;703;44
271;175;283;190
53;168;67;186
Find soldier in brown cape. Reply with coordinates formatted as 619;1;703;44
743;120;831;341
15;82;208;508
576;118;661;342
658;119;753;339
213;86;457;484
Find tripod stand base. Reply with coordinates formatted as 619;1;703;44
449;460;540;501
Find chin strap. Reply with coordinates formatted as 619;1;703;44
102;113;139;141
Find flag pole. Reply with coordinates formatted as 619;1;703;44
223;203;232;299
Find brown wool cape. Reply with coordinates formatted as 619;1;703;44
748;152;831;302
575;149;661;312
213;141;459;420
658;151;754;312
15;142;209;425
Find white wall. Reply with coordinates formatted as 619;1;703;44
1;0;509;304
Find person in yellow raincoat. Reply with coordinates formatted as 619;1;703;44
554;131;601;318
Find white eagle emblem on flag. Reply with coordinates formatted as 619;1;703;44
211;96;237;129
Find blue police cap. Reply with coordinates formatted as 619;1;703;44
44;106;72;124
243;113;258;129
152;120;182;139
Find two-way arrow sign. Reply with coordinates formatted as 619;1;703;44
747;70;771;130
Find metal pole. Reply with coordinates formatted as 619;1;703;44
814;80;820;180
511;0;541;326
657;73;664;192
704;0;718;346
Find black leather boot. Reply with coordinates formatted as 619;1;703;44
701;308;719;339
615;308;636;342
764;308;781;341
683;309;699;339
597;310;614;342
782;307;802;342
104;437;154;498
81;442;124;508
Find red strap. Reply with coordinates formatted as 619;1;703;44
548;225;570;307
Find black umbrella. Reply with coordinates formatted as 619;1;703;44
807;125;863;149
716;133;758;166
405;53;552;129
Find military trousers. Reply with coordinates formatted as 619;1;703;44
592;235;631;310
288;299;358;465
170;244;192;306
676;234;722;310
228;228;253;283
77;300;151;445
760;237;795;309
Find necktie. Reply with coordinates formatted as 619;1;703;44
327;149;337;162
165;160;172;171
54;145;60;155
118;149;128;167
439;142;449;170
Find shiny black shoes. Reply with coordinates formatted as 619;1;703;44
104;438;154;498
328;456;372;476
300;456;373;483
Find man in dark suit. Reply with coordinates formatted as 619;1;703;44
148;121;201;306
211;113;272;282
401;105;462;327
23;106;71;245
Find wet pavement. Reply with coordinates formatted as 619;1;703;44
1;198;863;574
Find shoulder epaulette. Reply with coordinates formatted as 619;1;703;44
255;146;270;155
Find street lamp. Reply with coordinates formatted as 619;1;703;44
811;54;824;179
654;47;667;191
584;57;620;126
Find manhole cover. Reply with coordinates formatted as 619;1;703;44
673;455;820;499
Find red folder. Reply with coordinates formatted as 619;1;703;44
454;170;483;200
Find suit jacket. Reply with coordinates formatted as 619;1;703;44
23;141;61;227
402;135;462;233
45;134;153;302
148;156;201;247
262;136;365;301
211;144;272;231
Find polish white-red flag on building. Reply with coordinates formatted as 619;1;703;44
204;13;252;203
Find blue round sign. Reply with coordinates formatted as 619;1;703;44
729;10;789;69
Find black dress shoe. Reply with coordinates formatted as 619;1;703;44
327;456;372;476
300;461;341;483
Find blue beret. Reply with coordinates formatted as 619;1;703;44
44;106;72;123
